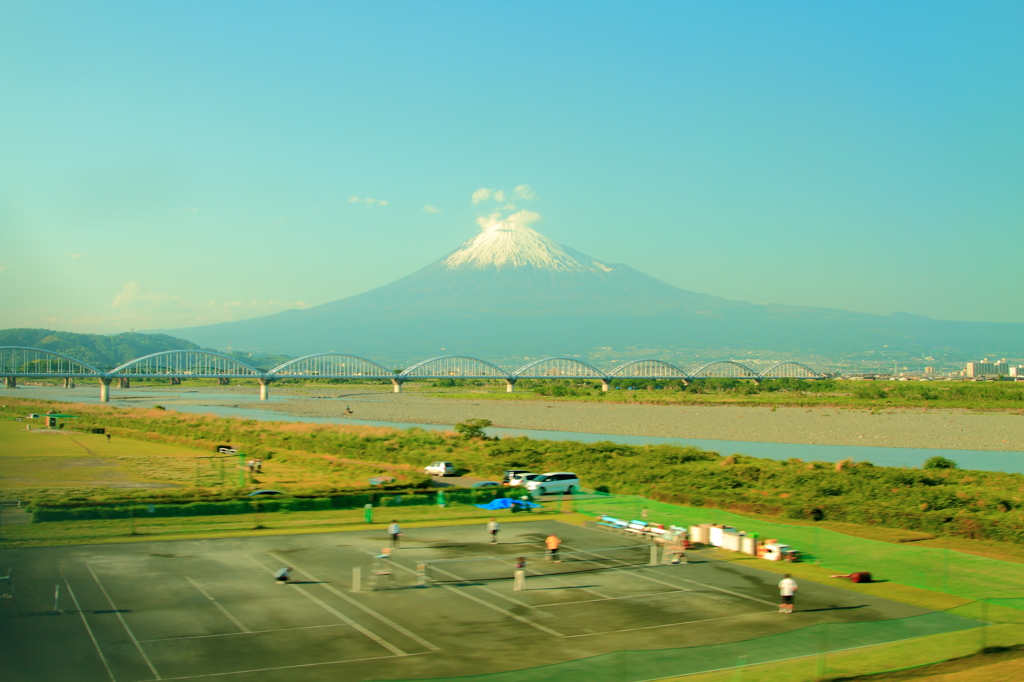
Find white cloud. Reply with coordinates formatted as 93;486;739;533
506;209;541;225
475;209;542;230
0;266;7;275
349;196;387;207
473;185;535;205
69;253;82;259
476;212;503;230
422;204;443;214
513;184;536;200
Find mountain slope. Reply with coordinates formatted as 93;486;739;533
0;329;208;371
163;221;1024;363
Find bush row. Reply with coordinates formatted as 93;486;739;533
31;487;508;522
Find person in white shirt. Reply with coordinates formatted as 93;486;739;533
778;574;798;613
487;518;499;544
388;520;401;548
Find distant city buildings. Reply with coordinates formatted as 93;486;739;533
963;359;1010;378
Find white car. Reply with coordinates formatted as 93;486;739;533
424;461;456;476
524;472;580;496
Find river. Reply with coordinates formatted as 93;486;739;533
3;386;1023;474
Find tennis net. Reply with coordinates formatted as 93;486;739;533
421;544;652;584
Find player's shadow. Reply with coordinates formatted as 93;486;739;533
287;580;324;585
524;585;601;591
798;605;869;613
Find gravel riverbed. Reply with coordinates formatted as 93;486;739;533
184;386;1024;452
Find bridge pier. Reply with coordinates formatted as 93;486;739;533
391;378;404;393
4;376;15;389
218;377;230;386
99;377;111;402
63;377;75;388
118;377;131;389
169;377;181;386
601;379;611;392
505;378;516;393
258;378;271;401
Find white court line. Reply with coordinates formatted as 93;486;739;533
184;577;250;633
563;543;776;607
359;548;565;638
534;589;690;608
61;569;117;682
265;551;440;652
86;564;161;680
246;555;406;656
484;555;612;600
155;652;430;681
563;610;775;638
139;623;345;643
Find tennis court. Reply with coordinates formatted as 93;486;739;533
0;520;980;682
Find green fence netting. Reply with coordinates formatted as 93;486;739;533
378;610;985;682
573;494;1024;602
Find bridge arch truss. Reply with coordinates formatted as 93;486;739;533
608;359;689;379
513;357;606;380
399;356;510;380
0;346;103;378
689;360;759;379
268;354;395;379
109;351;263;378
758;361;825;379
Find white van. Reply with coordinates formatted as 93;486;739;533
524;472;580;496
424;461;456;476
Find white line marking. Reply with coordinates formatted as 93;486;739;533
184;577;250;633
563;610;775;638
563;543;776;607
61;570;117;682
247;555;405;656
484;555;611;600
360;548;564;638
533;589;690;608
155;652;430;681
139;623;345;643
266;551;440;652
86;564;161;680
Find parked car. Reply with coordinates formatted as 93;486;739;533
524;472;580;496
424;461;456;476
502;469;535;486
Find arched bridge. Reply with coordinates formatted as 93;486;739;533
0;346;827;402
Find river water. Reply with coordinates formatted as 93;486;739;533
4;386;1023;474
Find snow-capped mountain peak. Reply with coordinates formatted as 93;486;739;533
444;221;609;273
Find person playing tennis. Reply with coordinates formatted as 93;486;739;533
779;574;798;613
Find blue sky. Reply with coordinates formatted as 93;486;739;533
1;1;1022;333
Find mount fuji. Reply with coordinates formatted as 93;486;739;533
167;221;1023;363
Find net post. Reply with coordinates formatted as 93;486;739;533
513;569;526;591
417;563;428;588
352;567;361;593
650;545;659;566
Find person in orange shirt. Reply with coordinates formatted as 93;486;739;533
545;533;561;563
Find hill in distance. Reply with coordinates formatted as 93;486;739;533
158;221;1024;366
0;329;211;371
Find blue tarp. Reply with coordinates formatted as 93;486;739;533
475;498;541;510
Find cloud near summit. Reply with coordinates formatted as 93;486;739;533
471;184;537;205
472;184;540;229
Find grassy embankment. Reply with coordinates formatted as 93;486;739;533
2;396;1024;550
